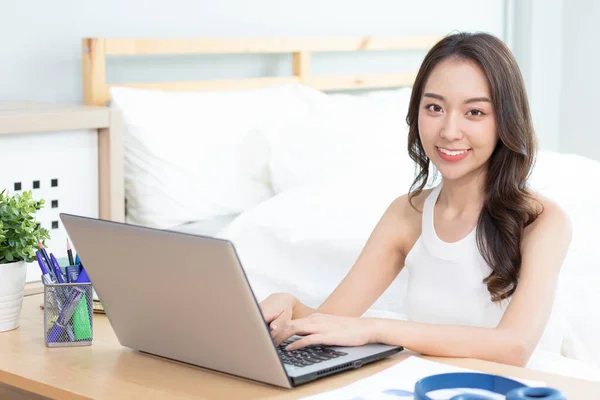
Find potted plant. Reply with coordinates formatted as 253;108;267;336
0;189;49;332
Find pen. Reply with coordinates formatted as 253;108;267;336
35;251;52;279
38;241;56;282
49;253;65;284
66;238;75;266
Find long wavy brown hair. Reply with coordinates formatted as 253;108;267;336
406;32;542;302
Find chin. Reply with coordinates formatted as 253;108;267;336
437;168;469;181
436;161;489;184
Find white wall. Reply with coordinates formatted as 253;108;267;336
0;0;507;105
511;0;564;153
511;0;600;161
559;0;600;161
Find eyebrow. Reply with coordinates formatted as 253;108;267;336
423;92;491;104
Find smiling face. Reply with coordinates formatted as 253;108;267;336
417;57;498;182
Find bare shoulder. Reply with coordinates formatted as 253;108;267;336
522;191;573;252
387;188;434;257
524;192;572;236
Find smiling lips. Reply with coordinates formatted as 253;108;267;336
436;146;471;162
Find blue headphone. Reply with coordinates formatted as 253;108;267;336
413;372;567;399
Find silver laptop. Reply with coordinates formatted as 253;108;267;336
60;213;403;388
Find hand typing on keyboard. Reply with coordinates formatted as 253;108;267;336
258;293;296;332
270;313;373;351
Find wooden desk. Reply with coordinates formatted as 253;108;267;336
1;295;599;399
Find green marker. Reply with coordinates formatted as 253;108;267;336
64;265;93;341
72;293;92;341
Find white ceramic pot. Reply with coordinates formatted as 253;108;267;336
0;261;27;332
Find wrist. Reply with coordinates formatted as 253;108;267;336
363;317;383;344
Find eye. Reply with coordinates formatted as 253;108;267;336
467;109;485;117
426;104;443;113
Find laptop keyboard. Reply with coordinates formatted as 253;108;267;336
277;339;348;368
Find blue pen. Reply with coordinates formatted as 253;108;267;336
36;251;75;341
47;268;90;343
49;253;65;283
38;242;56;282
36;251;52;279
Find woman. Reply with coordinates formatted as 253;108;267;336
259;32;572;367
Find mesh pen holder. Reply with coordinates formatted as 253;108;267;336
43;278;94;347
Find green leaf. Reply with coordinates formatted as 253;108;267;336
0;190;49;264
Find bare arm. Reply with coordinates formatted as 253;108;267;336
291;195;410;319
368;199;572;366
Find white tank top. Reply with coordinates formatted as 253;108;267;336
402;183;564;359
403;183;510;327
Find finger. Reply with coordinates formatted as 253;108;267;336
273;323;296;346
273;320;298;345
273;321;317;346
286;334;326;351
269;310;289;331
261;308;281;325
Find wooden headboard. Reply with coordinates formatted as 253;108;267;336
81;36;440;222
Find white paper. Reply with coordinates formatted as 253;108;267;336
300;356;546;400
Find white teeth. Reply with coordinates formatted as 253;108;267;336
439;147;468;156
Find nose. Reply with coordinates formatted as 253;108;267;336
440;113;463;141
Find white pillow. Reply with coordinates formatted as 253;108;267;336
110;84;325;229
263;87;414;194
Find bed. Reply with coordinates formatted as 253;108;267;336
81;36;600;382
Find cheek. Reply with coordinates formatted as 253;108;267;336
417;114;438;145
468;119;497;151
